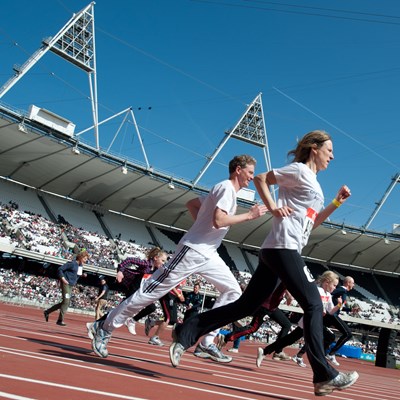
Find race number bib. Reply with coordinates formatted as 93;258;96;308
302;207;318;242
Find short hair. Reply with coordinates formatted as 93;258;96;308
76;250;89;262
228;155;256;174
343;276;354;285
288;130;331;164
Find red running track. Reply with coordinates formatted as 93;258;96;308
0;302;399;400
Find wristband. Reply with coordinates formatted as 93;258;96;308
332;198;341;208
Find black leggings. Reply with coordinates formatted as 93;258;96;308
176;248;338;383
225;307;292;354
265;314;337;358
323;313;353;355
297;326;336;357
160;293;179;325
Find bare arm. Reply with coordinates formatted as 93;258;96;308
95;290;106;301
171;287;185;302
314;185;351;229
116;270;124;283
329;296;343;315
284;290;294;306
213;204;267;229
253;171;294;217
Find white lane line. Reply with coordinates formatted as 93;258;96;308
0;348;261;400
0;391;36;400
0;374;147;400
213;374;358;400
213;374;316;400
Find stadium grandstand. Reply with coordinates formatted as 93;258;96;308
0;2;399;369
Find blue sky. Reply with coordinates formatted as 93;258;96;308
1;0;400;234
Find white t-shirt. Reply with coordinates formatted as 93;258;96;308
318;286;334;314
298;285;334;329
181;179;237;257
261;162;324;253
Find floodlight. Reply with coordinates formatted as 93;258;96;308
72;146;80;155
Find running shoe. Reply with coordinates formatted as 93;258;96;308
43;310;49;322
148;335;164;346
326;354;340;366
169;341;185;368
92;320;112;358
256;347;264;368
204;344;232;363
272;351;291;361
193;342;212;359
86;321;95;340
314;371;359;396
228;348;239;353
292;355;307;368
125;317;136;335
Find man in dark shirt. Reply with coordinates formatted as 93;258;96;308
183;282;203;321
95;277;109;320
44;250;89;326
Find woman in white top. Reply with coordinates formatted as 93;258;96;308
171;130;359;396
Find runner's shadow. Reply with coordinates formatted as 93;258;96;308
22;336;294;397
22;336;160;378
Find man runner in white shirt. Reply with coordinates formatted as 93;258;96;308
91;154;267;362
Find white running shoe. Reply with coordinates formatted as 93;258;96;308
314;371;359;396
326;354;340;366
203;343;232;363
228;348;239;353
256;347;264;368
92;320;112;358
272;351;291;361
125;317;136;335
170;341;185;368
193;342;212;359
148;335;164;346
292;355;307;368
86;321;95;340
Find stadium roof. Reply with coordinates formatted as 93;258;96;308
1;104;400;276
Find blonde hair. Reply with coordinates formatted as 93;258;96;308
288;130;331;163
317;270;339;285
146;247;167;260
